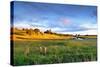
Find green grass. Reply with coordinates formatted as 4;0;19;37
13;39;97;66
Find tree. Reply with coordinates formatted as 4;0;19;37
33;28;40;34
44;29;53;34
26;29;33;35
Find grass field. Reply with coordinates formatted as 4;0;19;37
13;38;97;66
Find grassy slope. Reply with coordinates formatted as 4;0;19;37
11;28;73;40
11;28;97;41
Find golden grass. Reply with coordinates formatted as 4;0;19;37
11;28;72;41
11;27;97;41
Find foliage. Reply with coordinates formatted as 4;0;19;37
13;39;97;66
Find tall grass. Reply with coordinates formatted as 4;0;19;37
13;39;97;66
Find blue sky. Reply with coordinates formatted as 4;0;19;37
11;1;97;35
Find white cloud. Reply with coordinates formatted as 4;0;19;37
14;22;30;29
50;23;98;35
57;30;97;35
80;23;97;30
13;21;97;35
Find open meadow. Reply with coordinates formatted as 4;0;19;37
13;38;97;66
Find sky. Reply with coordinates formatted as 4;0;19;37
11;1;97;35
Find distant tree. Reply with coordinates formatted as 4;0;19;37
44;29;53;34
22;28;25;31
26;29;33;35
33;28;40;34
85;34;88;36
26;29;29;35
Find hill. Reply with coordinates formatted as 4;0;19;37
11;27;73;41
